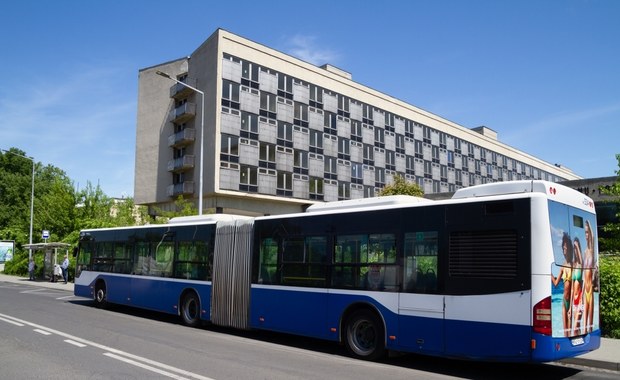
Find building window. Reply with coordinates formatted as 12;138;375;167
277;171;293;195
277;73;293;100
386;151;396;171
351;120;362;142
241;111;258;139
222;79;240;109
351;162;363;184
294;150;308;175
432;146;439;163
259;143;276;169
309;84;323;109
309;130;323;154
221;134;239;163
375;168;385;187
384;112;395;133
374;127;385;148
423;125;431;144
338;182;350;200
294;102;308;127
338;137;350;160
362;103;373;124
260;92;277;119
406;155;415;175
395;134;405;154
338;94;350;117
324;156;337;180
309;177;323;200
277;121;293;147
324;111;337;135
240;165;258;192
241;61;259;89
363;144;374;165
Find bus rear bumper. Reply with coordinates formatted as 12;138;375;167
531;330;601;362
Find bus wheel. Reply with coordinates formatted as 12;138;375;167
345;309;386;361
94;282;107;309
181;292;201;327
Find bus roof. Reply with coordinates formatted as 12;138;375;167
305;195;433;213
452;180;595;213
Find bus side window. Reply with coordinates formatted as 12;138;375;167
259;238;279;284
404;231;438;293
155;242;174;277
133;242;149;275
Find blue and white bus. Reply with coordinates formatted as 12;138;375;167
74;180;600;362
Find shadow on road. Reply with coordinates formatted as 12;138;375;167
70;300;584;380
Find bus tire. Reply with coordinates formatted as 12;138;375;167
344;309;386;361
181;292;201;327
94;281;108;309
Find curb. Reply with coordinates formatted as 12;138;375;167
561;357;620;372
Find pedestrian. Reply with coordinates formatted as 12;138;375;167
61;255;69;284
28;258;36;281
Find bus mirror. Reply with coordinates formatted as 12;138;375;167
72;247;78;257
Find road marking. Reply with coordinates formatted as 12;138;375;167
0;312;213;380
20;288;47;294
65;339;88;348
56;295;78;300
34;328;52;335
104;352;199;380
0;316;24;326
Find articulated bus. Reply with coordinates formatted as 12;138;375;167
74;180;600;362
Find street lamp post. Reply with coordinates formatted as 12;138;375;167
1;150;35;260
156;70;205;216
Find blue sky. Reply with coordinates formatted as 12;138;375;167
1;1;618;198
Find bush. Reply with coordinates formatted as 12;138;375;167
3;250;48;279
3;250;28;276
600;253;620;338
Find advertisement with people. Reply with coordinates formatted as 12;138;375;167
549;201;599;338
0;241;14;263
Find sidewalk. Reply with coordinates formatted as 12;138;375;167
0;272;617;371
0;272;74;293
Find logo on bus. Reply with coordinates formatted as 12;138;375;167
583;198;594;208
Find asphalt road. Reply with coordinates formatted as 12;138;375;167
0;281;617;380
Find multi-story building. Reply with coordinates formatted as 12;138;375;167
135;28;580;217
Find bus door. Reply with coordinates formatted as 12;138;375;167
398;231;444;354
130;240;174;309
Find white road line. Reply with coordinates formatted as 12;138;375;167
0;316;24;326
20;288;47;294
65;339;88;348
0;312;213;380
56;295;78;300
104;352;196;380
34;328;52;335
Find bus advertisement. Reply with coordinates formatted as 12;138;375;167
73;180;600;362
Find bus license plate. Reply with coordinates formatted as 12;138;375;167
571;337;585;346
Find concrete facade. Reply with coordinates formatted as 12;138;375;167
135;28;581;216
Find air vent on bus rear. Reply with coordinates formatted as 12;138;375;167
449;230;518;279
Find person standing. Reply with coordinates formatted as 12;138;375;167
28;259;36;281
61;255;69;284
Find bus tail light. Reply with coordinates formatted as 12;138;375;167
533;297;552;335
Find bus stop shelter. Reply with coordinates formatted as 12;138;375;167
23;242;71;282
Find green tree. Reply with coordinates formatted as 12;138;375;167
377;174;424;197
152;196;200;223
600;254;620;338
600;154;620;252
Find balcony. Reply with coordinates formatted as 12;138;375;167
168;128;196;147
167;181;195;197
167;155;195;172
168;102;196;124
169;77;197;99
